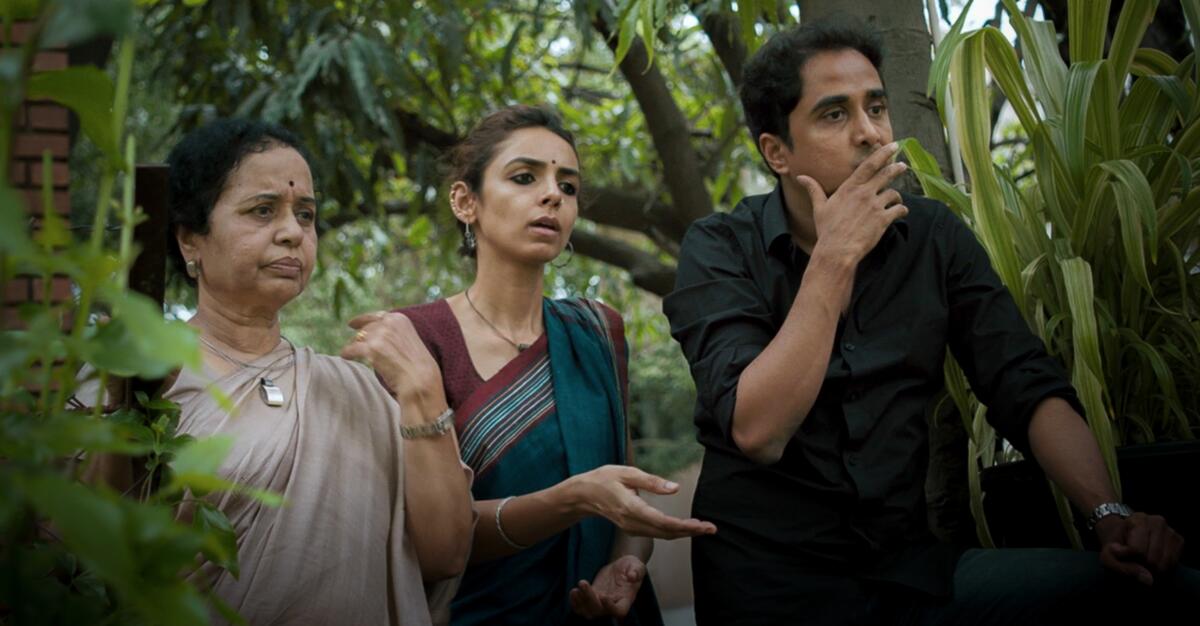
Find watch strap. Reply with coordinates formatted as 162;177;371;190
1086;502;1133;530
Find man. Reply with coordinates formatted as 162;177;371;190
664;16;1196;625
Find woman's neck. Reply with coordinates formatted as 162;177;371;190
466;253;545;336
191;290;282;359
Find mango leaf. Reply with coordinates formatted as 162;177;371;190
26;67;118;162
42;0;134;48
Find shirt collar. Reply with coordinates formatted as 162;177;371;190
761;183;910;258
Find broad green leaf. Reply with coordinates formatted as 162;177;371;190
1130;47;1179;77
927;0;976;124
194;503;239;578
0;185;34;257
950;32;1025;306
26;67;118;162
1107;0;1158;86
1068;0;1111;63
981;28;1040;132
96;286;200;377
1060;257;1121;492
1184;0;1200;84
1002;0;1067;118
1062;62;1103;189
20;473;138;592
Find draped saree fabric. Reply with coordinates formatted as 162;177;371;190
79;342;452;625
406;298;660;626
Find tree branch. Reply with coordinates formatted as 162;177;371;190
691;3;746;88
591;12;714;226
581;186;688;242
570;230;676;296
394;107;458;150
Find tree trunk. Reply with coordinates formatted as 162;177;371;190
800;0;970;542
798;0;953;192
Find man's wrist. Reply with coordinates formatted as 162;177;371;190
808;243;858;276
1086;501;1133;531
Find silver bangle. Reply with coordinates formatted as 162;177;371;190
398;407;454;439
495;495;530;550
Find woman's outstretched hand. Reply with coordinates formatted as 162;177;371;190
569;555;645;619
566;465;717;539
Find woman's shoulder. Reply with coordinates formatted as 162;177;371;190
304;347;379;387
550;297;626;350
551;297;623;328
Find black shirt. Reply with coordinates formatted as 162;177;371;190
663;186;1082;597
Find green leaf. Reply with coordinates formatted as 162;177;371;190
20;473;138;592
1068;0;1111;63
0;185;34;257
26;67;118;162
194;503;239;578
612;0;640;69
928;0;976;123
1108;0;1158;85
96;286;201;377
42;0;134;48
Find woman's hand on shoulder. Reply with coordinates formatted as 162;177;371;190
565;465;716;539
569;554;645;619
340;311;442;405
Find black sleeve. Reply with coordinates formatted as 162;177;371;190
663;219;777;444
942;210;1084;454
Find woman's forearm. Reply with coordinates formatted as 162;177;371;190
401;396;475;582
469;479;586;564
609;530;652;563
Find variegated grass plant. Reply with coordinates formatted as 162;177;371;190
901;0;1200;548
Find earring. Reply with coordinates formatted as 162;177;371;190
185;259;200;278
464;222;476;252
551;241;574;269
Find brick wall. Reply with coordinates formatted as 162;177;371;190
4;21;74;331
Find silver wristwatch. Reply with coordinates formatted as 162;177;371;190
1086;502;1133;530
399;407;455;439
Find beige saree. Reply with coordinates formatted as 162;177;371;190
144;341;450;625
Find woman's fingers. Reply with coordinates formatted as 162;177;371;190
347;311;387;330
619;497;716;538
618;466;680;494
569;580;604;618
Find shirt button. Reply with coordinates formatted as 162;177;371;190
847;454;859;467
843;342;856;352
847;392;859;401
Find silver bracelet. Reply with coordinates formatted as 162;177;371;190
398;407;454;439
495;495;530;550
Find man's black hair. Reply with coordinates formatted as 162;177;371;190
739;14;884;163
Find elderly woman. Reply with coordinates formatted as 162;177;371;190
381;105;716;625
92;118;473;625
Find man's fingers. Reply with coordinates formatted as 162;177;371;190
883;203;909;224
867;160;908;193
347;311;387;330
1102;543;1155;586
877;188;903;209
846;141;899;185
1125;522;1150;557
